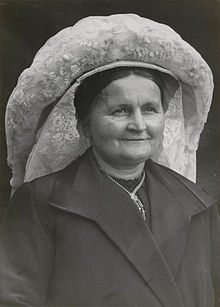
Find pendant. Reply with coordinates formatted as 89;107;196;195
103;171;146;221
130;193;146;220
130;193;138;201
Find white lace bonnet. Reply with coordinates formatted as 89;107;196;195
5;14;214;191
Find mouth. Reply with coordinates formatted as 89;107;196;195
121;138;151;141
122;138;150;142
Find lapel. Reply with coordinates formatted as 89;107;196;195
48;149;216;307
144;160;217;279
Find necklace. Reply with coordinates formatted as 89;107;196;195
104;171;146;220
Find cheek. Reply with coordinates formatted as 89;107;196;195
158;119;165;134
147;116;165;137
90;119;122;141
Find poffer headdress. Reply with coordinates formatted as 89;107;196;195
5;14;214;191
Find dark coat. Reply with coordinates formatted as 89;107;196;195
0;149;220;307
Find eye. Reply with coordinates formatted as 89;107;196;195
112;107;130;116
142;105;157;113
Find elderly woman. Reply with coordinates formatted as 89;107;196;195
0;14;219;307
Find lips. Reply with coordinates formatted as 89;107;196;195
121;137;151;141
125;139;147;141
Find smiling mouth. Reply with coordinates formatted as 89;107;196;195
122;138;151;141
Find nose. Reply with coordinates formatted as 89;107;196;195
127;110;146;131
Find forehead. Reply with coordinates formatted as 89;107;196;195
99;74;162;104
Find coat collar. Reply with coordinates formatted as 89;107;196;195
48;149;216;307
144;161;216;278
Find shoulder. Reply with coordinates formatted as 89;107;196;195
157;162;209;193
149;160;217;210
12;156;83;206
157;163;196;185
4;158;83;236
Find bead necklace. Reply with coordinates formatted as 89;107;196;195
104;171;146;220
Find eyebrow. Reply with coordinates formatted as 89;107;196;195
109;100;161;108
114;103;131;108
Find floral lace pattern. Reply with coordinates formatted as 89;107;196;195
5;14;213;191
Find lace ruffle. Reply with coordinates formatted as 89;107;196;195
5;14;213;191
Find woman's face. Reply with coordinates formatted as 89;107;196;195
83;74;165;169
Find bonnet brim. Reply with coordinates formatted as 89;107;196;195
5;14;213;191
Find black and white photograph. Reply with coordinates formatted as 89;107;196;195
0;0;220;306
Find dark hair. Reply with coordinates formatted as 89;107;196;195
74;67;164;120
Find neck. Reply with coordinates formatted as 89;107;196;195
92;149;145;180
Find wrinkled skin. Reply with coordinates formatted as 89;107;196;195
83;74;165;171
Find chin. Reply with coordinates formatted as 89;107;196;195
125;146;154;158
121;151;153;164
